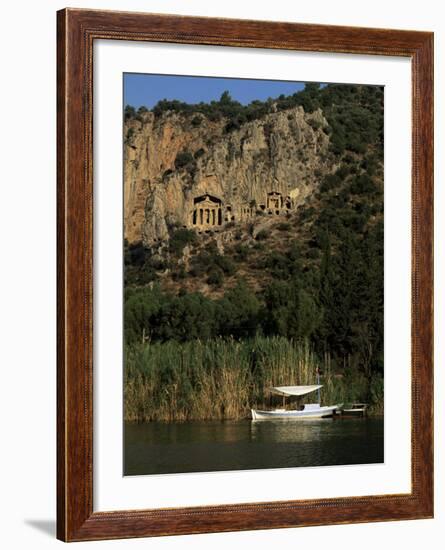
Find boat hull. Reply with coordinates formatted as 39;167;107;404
251;404;341;420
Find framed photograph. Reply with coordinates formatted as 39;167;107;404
57;8;433;542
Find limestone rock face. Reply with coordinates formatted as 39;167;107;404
124;106;332;245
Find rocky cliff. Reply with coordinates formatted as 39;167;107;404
124;105;333;246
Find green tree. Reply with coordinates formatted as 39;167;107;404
217;281;261;338
124;104;136;120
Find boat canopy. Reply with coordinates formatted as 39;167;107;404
269;385;322;397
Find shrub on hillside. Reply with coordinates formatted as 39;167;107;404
169;229;197;256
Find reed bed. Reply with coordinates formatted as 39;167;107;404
124;336;383;422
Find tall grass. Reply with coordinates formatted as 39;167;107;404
124;336;383;422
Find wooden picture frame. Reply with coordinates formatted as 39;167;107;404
57;8;433;542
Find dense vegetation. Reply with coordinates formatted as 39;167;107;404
125;337;383;422
124;83;384;421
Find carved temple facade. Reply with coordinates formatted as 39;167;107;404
191;194;223;228
189;190;295;230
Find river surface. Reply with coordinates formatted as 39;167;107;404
124;417;383;476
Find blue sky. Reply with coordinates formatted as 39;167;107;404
124;73;309;109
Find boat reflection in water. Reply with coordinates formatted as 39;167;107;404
250;417;329;443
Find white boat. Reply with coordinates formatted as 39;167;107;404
251;385;342;420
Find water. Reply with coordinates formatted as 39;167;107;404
124;417;383;476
